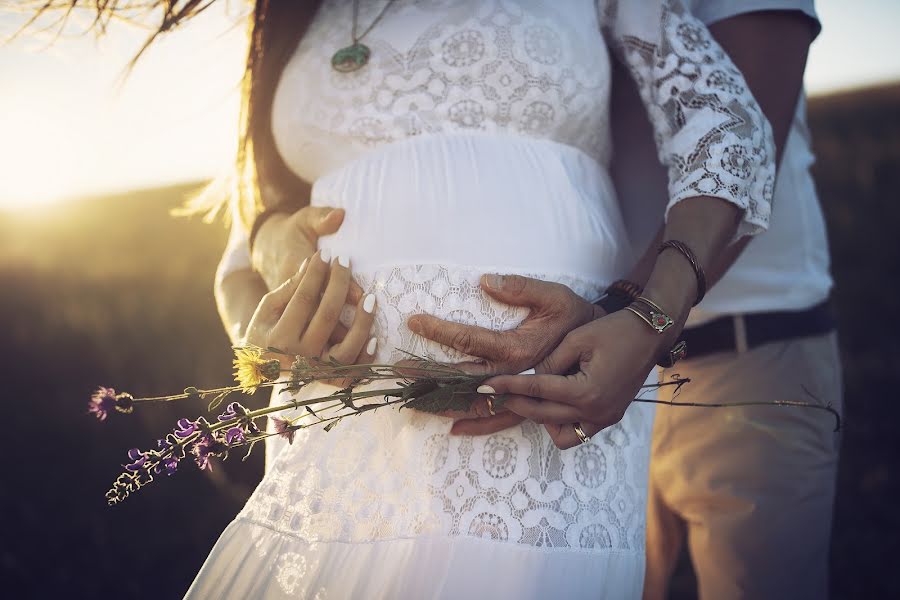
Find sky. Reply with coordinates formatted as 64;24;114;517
1;0;900;209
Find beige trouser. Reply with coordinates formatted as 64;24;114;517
643;331;843;600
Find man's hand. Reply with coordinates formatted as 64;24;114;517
406;274;605;435
480;310;669;450
251;207;346;290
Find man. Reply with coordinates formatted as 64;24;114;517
407;3;841;598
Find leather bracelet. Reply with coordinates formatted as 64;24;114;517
658;240;707;306
594;279;642;314
248;208;287;254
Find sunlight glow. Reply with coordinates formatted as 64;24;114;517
0;3;247;210
1;0;900;211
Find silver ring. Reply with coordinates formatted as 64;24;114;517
573;422;591;445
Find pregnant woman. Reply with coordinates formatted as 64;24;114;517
191;0;774;597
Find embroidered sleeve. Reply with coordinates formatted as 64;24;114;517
600;0;775;238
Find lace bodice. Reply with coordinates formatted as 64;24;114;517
271;0;774;238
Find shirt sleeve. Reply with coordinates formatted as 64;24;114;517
215;202;253;287
687;0;820;39
599;0;776;238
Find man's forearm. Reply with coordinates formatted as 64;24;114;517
216;269;268;345
626;10;815;291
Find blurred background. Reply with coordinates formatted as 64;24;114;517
1;1;898;598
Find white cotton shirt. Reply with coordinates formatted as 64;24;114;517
611;0;833;327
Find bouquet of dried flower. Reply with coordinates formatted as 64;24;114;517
90;345;840;506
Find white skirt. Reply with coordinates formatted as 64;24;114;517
187;132;655;599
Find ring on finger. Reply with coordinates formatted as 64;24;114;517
573;422;591;445
486;395;496;417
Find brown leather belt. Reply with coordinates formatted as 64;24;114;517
679;299;836;360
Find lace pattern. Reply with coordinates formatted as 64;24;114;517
272;0;773;239
246;264;655;556
599;0;775;236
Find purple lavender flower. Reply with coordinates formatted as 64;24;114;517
217;401;249;423
173;418;198;439
88;387;117;421
272;417;296;445
191;434;226;471
124;448;148;472
154;455;179;477
224;426;246;446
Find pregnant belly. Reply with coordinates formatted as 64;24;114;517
309;132;632;363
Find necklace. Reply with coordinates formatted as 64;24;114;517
331;0;397;73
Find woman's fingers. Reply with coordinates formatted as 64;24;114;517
270;251;330;346
502;394;582;424
480;373;581;406
327;293;377;365
299;254;353;355
450;411;525;436
544;421;603;450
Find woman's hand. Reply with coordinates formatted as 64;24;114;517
251;207;346;290
243;250;377;371
479;310;672;449
405;274;605;436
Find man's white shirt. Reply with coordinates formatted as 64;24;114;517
612;0;833;327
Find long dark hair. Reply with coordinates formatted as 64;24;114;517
223;0;324;229
14;0;324;228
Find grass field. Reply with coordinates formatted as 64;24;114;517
1;83;898;598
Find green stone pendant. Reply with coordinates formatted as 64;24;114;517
331;42;371;73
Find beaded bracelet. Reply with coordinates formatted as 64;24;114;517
658;239;707;306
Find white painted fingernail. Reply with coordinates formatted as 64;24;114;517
299;257;309;272
338;254;351;268
477;385;496;394
363;294;376;313
320;248;331;262
518;368;535;375
366;337;378;355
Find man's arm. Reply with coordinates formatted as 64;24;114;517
625;9;818;288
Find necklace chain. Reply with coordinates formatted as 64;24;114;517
352;0;398;44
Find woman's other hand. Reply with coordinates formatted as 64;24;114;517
243;251;377;372
252;207;346;290
405;274;605;436
479;310;671;449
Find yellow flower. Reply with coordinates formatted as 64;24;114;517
233;346;281;392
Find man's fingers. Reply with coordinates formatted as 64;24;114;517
407;314;510;361
503;395;582;424
480;273;560;308
450;412;525;436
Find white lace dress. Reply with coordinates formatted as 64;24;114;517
190;1;774;598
